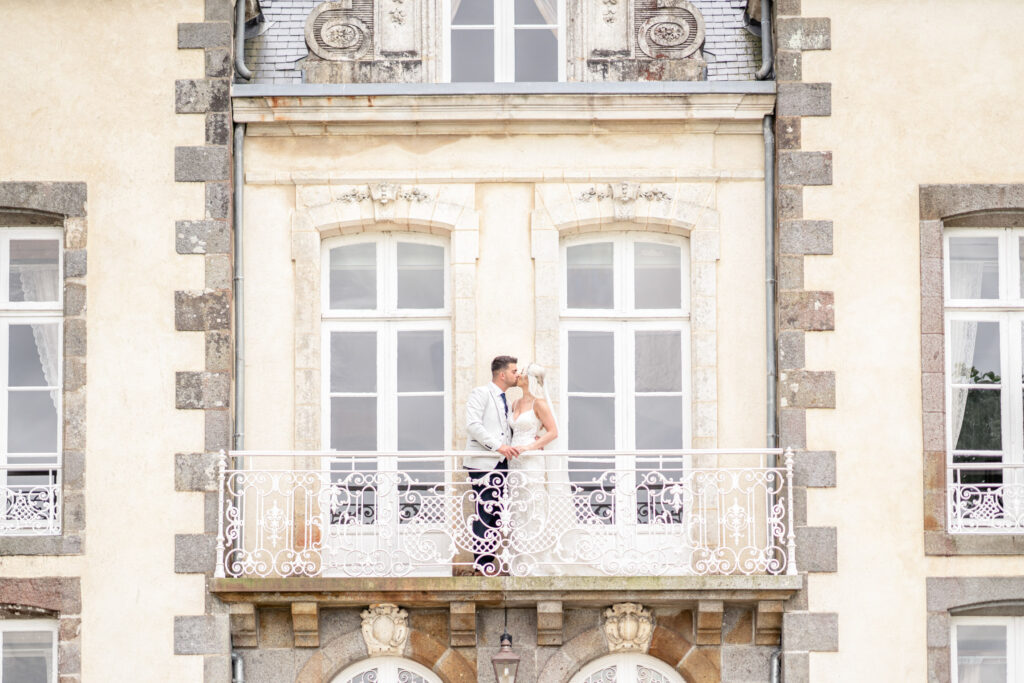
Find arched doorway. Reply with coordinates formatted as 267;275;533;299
569;653;687;683
331;656;443;683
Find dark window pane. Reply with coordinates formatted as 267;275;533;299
514;29;558;81
330;397;377;451
329;243;376;309
568;396;615;450
950;321;1000;384
8;390;58;453
9;239;60;303
635;396;683;449
566;243;613;309
330;332;377;392
568;331;614;392
452;0;493;24
397;330;444;392
634;242;682;309
635;330;682;392
398;396;444;450
954;387;1002;451
397;242;444;309
451;29;495;82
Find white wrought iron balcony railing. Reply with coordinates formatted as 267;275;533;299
1;466;60;535
948;462;1024;533
215;449;796;579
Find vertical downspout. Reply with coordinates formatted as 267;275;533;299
232;652;245;683
755;0;774;80
235;0;252;80
764;113;777;456
233;123;245;452
770;649;782;683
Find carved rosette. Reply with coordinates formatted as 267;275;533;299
306;1;372;61
603;603;655;653
636;0;705;60
361;604;410;656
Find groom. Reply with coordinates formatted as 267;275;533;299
462;355;521;575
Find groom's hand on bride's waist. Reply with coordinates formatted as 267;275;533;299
497;445;521;458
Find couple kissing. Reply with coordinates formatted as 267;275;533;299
461;355;559;576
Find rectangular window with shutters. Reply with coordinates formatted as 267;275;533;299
0;229;62;536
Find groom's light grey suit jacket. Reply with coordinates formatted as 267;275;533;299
463;382;512;471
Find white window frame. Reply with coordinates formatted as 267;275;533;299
0;619;59;683
332;656;443;683
559;232;692;450
442;0;566;83
570;653;686;683
321;233;452;451
951;615;1023;683
0;228;63;536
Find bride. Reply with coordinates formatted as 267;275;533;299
506;363;564;575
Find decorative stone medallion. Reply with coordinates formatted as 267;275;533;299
636;0;705;60
306;1;373;61
603;603;655;652
361;603;410;656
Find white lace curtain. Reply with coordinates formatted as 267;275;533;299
949;261;985;450
19;267;61;411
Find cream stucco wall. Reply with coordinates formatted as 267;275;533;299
241;129;768;453
0;1;209;681
800;1;1024;680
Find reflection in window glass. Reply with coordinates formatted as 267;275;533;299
949;321;1000;384
397;243;444;309
514;29;558;81
330;243;376;309
956;624;1007;683
567;243;613;309
634;242;681;309
451;29;495;82
452;0;493;24
949;236;999;299
9;240;60;304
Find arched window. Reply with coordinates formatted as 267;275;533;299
570;653;687;683
331;657;443;683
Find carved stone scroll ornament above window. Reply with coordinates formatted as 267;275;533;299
361;603;410;656
578;182;673;221
603;603;655;653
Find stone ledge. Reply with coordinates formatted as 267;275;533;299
0;182;87;217
209;575;803;607
919;184;1024;220
924;530;1024;556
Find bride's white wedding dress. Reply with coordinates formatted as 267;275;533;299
507;403;575;576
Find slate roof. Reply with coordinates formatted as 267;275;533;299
242;0;763;84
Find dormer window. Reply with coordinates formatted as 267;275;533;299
448;0;562;82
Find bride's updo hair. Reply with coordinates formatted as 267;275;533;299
523;362;546;398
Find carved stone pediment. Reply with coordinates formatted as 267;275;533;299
361;603;410;656
603;603;655;653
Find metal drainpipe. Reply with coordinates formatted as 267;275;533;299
764;113;777;457
232;652;245;683
755;0;773;80
235;0;252;80
770;649;782;683
233;123;245;452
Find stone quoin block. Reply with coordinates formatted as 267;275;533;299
176;371;230;409
177;22;232;49
795;526;838;572
779;291;835;331
778;151;833;186
174;533;217;574
776;17;831;51
782;612;838;651
175;290;230;331
63;249;87;277
174;615;230;655
919;184;1024;221
776;116;801;150
175;453;219;492
175;146;230;182
175;79;230;114
778;83;832;117
780;220;833;255
176;220;230;254
794;451;837;488
206;181;231;219
0;182;87;217
206;113;231;146
775;50;802;81
780;370;836;409
778;330;805;370
205;48;232;77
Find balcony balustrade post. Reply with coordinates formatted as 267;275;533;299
784;447;797;575
214;449;227;579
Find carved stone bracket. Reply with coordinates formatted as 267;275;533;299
537;601;564;646
293;602;320;647
577;182;673;221
755;600;784;646
695;600;724;645
450;601;476;647
361;603;409;656
229;603;257;648
603;603;655;652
